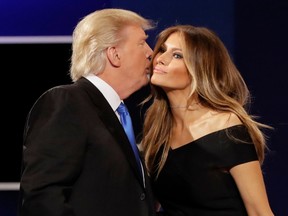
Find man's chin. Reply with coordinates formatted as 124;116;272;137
146;73;151;81
143;76;150;86
134;78;149;92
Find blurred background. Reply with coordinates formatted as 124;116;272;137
0;0;287;215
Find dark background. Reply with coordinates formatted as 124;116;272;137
0;0;287;215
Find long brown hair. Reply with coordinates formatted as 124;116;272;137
141;25;272;178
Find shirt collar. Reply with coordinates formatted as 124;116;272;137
84;73;121;112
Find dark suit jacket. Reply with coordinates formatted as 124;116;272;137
19;77;156;216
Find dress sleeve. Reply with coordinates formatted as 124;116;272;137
219;125;258;168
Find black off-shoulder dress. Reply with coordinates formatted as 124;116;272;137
152;125;258;216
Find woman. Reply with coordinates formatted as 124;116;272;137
141;25;274;216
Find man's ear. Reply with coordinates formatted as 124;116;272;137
106;46;121;67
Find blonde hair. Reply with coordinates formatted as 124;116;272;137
70;8;155;81
141;25;272;177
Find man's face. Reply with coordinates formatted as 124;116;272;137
117;25;153;93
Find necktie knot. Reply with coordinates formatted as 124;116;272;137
117;103;129;124
117;102;128;115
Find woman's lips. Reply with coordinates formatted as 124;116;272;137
153;66;166;74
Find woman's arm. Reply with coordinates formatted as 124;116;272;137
230;161;274;216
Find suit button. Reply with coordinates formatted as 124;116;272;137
140;193;146;200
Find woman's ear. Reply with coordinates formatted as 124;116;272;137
106;46;121;67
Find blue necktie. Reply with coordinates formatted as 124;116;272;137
117;102;143;175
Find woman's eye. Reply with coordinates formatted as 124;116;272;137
173;53;183;59
158;46;166;53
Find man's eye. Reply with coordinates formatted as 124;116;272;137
139;40;146;46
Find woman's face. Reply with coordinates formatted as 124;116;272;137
151;32;191;92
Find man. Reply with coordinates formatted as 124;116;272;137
19;8;156;216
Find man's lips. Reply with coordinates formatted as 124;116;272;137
145;67;151;79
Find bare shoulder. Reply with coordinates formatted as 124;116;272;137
209;111;242;131
225;112;242;127
187;111;242;141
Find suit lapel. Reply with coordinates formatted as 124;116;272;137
76;78;145;187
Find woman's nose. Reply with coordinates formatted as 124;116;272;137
156;53;165;65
